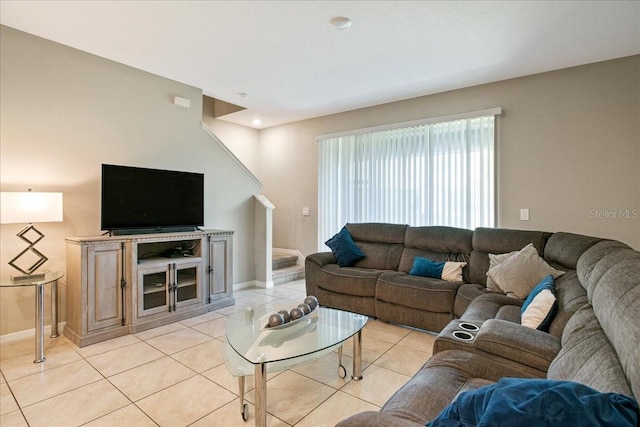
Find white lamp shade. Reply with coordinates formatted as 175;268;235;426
0;192;64;224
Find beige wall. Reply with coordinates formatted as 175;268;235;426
0;26;261;335
259;56;640;255
202;117;261;180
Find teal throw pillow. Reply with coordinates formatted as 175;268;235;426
410;257;445;279
521;275;558;331
325;226;365;267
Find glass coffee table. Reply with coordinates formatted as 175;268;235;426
225;305;368;427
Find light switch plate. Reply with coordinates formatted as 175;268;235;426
302;207;310;216
520;208;529;221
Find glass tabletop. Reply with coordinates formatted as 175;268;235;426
0;270;64;287
226;305;367;366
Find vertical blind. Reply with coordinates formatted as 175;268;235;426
317;114;496;250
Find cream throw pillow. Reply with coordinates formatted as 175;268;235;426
487;243;564;299
521;289;557;329
486;250;519;292
442;261;467;282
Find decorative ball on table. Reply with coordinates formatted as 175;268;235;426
278;309;291;323
298;303;311;315
268;313;285;327
304;295;319;310
290;307;305;320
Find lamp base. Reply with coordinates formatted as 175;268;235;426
11;272;46;283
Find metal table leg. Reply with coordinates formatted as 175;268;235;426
238;376;249;421
352;330;363;380
254;362;267;427
50;280;59;338
34;284;45;363
337;345;347;378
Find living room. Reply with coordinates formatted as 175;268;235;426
1;1;639;426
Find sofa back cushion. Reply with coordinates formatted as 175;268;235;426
577;240;632;300
549;242;640;400
543;232;603;270
547;305;633;397
346;223;408;270
547;271;588;339
398;226;473;279
468;228;552;285
578;243;640;399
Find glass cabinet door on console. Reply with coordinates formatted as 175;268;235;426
138;265;170;316
137;261;201;317
174;262;201;309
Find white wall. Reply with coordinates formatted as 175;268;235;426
0;26;261;335
258;56;640;255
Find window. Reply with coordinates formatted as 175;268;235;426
317;110;499;249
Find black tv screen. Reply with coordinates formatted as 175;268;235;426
101;164;204;233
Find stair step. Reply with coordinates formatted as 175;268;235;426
272;250;298;270
272;265;305;285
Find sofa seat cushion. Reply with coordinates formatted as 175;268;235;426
376;272;462;313
453;284;493;317
374;350;542;425
315;264;384;297
457;292;523;324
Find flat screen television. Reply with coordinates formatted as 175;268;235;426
101;164;204;235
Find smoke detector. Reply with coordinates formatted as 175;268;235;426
329;17;352;30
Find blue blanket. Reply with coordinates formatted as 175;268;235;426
427;378;639;427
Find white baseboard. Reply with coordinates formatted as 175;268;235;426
234;280;276;290
0;322;66;345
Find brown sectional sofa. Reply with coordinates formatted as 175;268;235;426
304;223;639;425
306;223;592;332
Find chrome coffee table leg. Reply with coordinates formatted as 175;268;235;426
337;345;347;378
238;376;248;421
255;363;267;427
352;330;363;380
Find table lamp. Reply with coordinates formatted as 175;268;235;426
0;190;63;281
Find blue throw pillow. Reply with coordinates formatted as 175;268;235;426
520;275;558;332
410;257;445;279
427;378;639;427
325;226;365;267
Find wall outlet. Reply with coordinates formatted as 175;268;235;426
520;208;529;221
302;207;310;216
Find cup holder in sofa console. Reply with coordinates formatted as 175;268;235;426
452;330;475;342
458;322;480;332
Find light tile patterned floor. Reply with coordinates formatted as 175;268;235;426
0;280;436;427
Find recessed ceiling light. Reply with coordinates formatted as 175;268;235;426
329;17;352;30
252;119;262;126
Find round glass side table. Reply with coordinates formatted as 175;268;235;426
1;270;64;363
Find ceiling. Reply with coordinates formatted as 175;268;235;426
1;1;639;129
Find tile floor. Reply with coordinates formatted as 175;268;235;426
0;280;437;427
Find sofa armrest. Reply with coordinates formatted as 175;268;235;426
305;252;337;297
337;411;425;427
305;251;337;268
474;319;561;372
